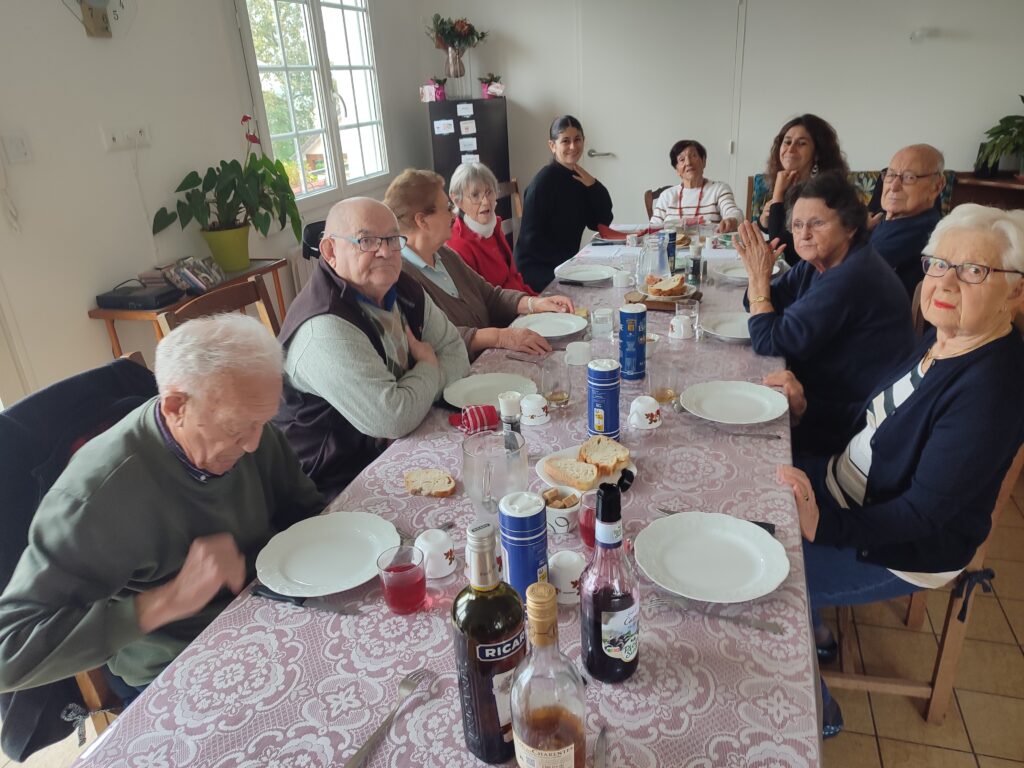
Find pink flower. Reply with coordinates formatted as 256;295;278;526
240;114;252;124
245;132;261;145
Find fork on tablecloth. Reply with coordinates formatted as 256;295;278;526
344;669;430;767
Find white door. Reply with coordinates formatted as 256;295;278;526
0;302;27;408
578;0;743;224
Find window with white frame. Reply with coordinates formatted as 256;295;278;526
239;0;388;200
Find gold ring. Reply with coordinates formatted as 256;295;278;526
803;494;810;501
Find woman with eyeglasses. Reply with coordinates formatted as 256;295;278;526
736;172;916;455
758;114;849;265
385;169;574;360
446;162;535;295
514;115;613;292
768;204;1024;739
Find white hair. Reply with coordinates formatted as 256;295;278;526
449;162;499;202
923;204;1024;274
154;313;283;399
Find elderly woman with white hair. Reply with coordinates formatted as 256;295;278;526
0;314;323;698
446;162;536;294
768;204;1024;738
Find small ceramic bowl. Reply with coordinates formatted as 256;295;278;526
549;550;587;605
414;528;458;579
520;393;551;425
544;485;581;535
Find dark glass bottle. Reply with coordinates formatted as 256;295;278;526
579;479;639;683
452;522;527;763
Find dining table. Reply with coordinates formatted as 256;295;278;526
73;244;822;768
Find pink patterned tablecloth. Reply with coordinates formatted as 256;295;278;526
75;253;821;768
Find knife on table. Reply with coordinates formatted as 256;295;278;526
251;584;358;615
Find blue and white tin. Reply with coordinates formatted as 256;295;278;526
619;303;647;381
498;492;549;602
587;358;621;440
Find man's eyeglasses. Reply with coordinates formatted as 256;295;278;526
921;256;1024;285
883;169;939;186
330;233;408;253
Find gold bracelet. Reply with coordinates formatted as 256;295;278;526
749;295;771;304
527;296;536;313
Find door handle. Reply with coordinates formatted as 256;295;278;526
587;149;613;158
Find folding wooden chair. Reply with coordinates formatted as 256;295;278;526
643;185;671;220
157;275;279;336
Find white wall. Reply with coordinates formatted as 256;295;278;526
1;0;1022;395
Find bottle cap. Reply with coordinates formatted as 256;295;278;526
596;482;621;523
497;391;522;419
525;582;558;645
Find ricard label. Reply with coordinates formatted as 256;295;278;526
476;628;527;662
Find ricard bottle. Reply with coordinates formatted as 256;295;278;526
452;522;528;763
579;477;640;683
511;582;586;768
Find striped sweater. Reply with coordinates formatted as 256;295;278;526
649;180;743;227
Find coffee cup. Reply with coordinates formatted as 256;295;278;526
548;550;587;605
628;394;663;430
520;393;551;425
544;485;580;535
414;528;458;579
612;271;634;288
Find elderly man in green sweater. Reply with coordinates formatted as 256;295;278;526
0;314;324;694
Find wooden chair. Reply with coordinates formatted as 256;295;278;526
643;185;671;220
824;442;1024;724
157;276;280;336
911;281;927;338
496;178;523;247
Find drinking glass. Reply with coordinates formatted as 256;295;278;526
669;298;700;340
377;545;426;614
578;490;598;553
591;307;613;339
541;353;572;409
462;431;528;518
646;354;679;405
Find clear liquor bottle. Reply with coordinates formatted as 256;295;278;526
579;481;640;683
452;522;527;764
511;582;586;768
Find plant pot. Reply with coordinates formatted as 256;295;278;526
434;83;446;101
444;47;465;78
481;83;493;99
201;225;251;273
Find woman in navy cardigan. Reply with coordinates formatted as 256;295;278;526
774;204;1024;738
737;173;916;455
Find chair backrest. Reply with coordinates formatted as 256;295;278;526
643;186;671;220
302;220;326;260
496;178;522;246
157;276;280;336
911;281;927;338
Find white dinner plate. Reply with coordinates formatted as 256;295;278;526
711;259;782;284
553;263;618;283
510;312;588;339
444;372;538;409
536;444;638;491
635;512;790;603
256;511;400;597
700;312;752;343
679;381;788;425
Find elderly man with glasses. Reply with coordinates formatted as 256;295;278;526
274;197;470;498
869;144;947;297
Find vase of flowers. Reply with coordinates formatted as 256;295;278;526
430;77;447;101
427;14;487;79
478;73;501;99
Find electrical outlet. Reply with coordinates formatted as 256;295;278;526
101;123;151;152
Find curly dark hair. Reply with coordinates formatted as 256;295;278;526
765;114;848;179
669;139;707;167
786;171;868;246
549;115;584;141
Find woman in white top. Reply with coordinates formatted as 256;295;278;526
649;140;743;232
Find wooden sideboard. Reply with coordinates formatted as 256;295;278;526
951;173;1024;210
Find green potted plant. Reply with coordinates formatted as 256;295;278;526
426;14;488;78
152;115;302;272
478;73;501;99
978;95;1024;179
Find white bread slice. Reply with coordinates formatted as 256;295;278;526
578;436;630;477
545;458;598;491
647;274;687;297
404;468;456;497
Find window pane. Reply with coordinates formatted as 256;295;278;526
339;127;364;180
344;10;369;67
277;2;312;67
359;124;385;176
247;0;283;66
350;69;378;123
331;70;357;127
322;7;349;67
300;133;330;192
288;70;320;132
272;137;302;194
261;71;293;135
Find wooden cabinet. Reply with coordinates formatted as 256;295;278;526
951;173;1024;210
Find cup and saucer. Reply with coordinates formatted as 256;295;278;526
521;393;551;426
628;395;663;430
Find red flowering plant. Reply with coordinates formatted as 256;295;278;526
153;115;301;241
426;13;487;50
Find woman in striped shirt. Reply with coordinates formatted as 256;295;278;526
771;204;1024;738
649;139;743;232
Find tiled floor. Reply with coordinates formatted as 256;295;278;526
4;481;1024;767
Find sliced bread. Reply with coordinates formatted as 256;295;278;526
545;458;598;491
578;435;630;477
647;274;687;297
404;468;456;497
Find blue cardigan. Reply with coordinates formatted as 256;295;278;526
807;330;1024;572
870;209;941;298
746;243;916;455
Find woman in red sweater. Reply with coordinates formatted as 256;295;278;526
446;162;536;295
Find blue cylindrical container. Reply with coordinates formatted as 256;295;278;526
588;358;621;440
497;492;549;602
665;229;677;273
619;303;647;381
